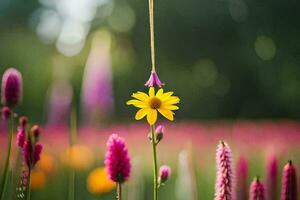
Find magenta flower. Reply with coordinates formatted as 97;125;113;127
266;155;277;200
16;116;28;148
159;165;171;183
249;177;265;200
1;68;22;107
281;160;297;200
144;71;164;87
236;157;248;200
214;141;234;200
104;134;131;183
22;140;43;169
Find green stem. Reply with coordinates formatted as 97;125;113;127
26;169;31;200
150;125;158;200
117;182;122;200
68;107;77;200
0;115;14;200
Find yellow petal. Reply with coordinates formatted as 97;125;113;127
146;109;157;125
164;96;180;105
156;88;164;98
132;92;148;101
161;92;174;101
126;100;147;108
163;105;179;110
158;108;174;121
149;87;155;97
135;108;149;120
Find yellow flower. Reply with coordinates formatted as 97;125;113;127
127;87;180;125
87;167;115;194
61;145;95;171
30;170;46;190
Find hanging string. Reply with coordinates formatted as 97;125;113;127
148;0;156;72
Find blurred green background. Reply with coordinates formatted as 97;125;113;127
1;0;300;123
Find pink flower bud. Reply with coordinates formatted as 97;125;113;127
144;71;164;88
249;177;265;200
104;134;131;183
155;125;164;142
159;165;171;183
1;68;22;107
1;106;11;120
30;125;40;141
19;116;28;128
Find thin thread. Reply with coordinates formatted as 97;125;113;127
148;0;156;72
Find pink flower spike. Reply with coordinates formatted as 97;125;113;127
266;155;277;200
1;68;22;108
159;165;171;183
23;141;43;169
144;71;164;88
236;157;248;200
214;141;234;200
104;134;131;183
281;160;297;200
249;177;265;200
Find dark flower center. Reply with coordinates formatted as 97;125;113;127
149;97;162;109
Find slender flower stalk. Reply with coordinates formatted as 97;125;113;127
150;125;158;200
214;141;234;200
249;177;265;200
0;68;22;200
236;157;248;200
0;114;14;200
104;134;131;200
266;155;277;200
281;160;297;200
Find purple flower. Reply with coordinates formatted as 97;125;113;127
30;125;40;141
1;106;11;120
104;134;131;183
1;68;22;107
47;81;73;126
236;157;248;200
214;141;234;200
81;38;113;122
159;165;171;183
144;71;164;88
266;155;277;200
249;177;265;200
281;160;297;200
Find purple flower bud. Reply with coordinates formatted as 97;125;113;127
281;160;297;200
104;134;131;183
214;141;234;200
1;68;22;107
1;106;11;120
249;177;265;200
159;165;171;183
19;116;28;128
144;71;164;88
30;125;40;141
155;125;164;142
